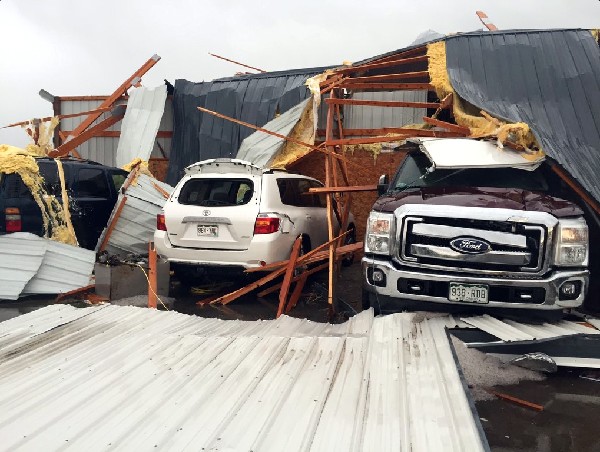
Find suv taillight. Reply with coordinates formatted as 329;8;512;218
254;216;280;234
5;208;21;232
157;213;167;231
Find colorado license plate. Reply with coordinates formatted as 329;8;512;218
197;225;218;237
449;283;489;304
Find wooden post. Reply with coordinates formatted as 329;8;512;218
277;236;302;318
325;90;337;316
148;242;158;309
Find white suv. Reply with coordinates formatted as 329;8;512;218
154;159;355;280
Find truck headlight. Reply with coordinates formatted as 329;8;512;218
365;212;394;255
554;217;588;266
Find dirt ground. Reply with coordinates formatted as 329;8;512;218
2;263;600;451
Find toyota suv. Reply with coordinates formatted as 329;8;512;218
155;158;355;281
363;138;589;315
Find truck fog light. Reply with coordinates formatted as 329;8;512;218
367;268;386;287
559;281;581;300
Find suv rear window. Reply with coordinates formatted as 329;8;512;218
277;178;325;207
178;178;254;206
73;168;110;198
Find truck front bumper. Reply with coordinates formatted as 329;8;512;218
362;257;588;312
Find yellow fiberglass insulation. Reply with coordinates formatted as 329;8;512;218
22;116;60;157
122;158;155;184
427;41;543;157
270;99;317;168
0;145;78;245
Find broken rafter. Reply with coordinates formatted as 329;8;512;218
339;82;434;91
362;46;427;65
208;52;266;73
2;107;113;129
317;127;465;138
308;185;377;194
64;54;160;142
50;109;125;158
210;230;352;305
325;135;421;147
325;98;440;109
552;164;600;216
348;71;430;83
60;130;173;139
336;55;429;75
98;196;127;252
196;106;359;168
422;117;471;135
276;236;302;318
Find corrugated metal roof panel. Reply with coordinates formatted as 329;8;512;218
97;174;173;255
0;233;46;300
345;91;427;132
236;98;311;167
0;306;486;451
168;68;328;185
461;314;600;341
22;240;95;295
445;29;600;204
115;85;168;168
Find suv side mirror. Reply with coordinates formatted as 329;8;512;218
377;174;389;196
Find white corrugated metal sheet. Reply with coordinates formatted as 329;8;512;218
345;91;427;131
115;86;168;168
0;233;46;300
0;233;94;300
22;239;95;295
237;98;311;167
58;96;173;166
0;306;486;451
461;314;600;341
97;174;173;255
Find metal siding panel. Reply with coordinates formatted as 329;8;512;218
345;91;427;131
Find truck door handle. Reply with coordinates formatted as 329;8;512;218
306;215;312;220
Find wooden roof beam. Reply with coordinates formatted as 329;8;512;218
336;55;428;75
339;82;434;91
325;98;440;109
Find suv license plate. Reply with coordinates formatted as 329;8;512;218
449;283;488;304
197;225;218;237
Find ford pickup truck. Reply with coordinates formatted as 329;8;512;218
362;138;589;315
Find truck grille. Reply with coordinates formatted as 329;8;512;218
400;216;546;274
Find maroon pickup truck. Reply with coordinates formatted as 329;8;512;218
362;138;589;315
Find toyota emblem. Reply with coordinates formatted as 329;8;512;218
202;210;211;216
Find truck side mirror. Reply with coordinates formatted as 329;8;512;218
377;174;389;196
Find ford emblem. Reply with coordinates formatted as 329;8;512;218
450;237;492;254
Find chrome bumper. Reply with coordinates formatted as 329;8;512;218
362;256;588;310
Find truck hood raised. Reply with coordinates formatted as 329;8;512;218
373;187;583;218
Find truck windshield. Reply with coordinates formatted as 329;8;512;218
392;152;549;192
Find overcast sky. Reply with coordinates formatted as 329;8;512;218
1;0;599;146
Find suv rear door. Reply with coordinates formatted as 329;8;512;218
165;174;262;250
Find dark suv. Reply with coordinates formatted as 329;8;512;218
0;158;128;249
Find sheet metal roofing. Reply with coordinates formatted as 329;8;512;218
167;67;329;185
0;305;487;451
115;85;168;168
97;174;173;256
461;314;600;342
445;29;600;204
236;98;311;167
0;233;94;300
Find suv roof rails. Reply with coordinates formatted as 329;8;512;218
34;156;106;166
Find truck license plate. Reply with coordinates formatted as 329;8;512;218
449;283;488;304
197;225;218;237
